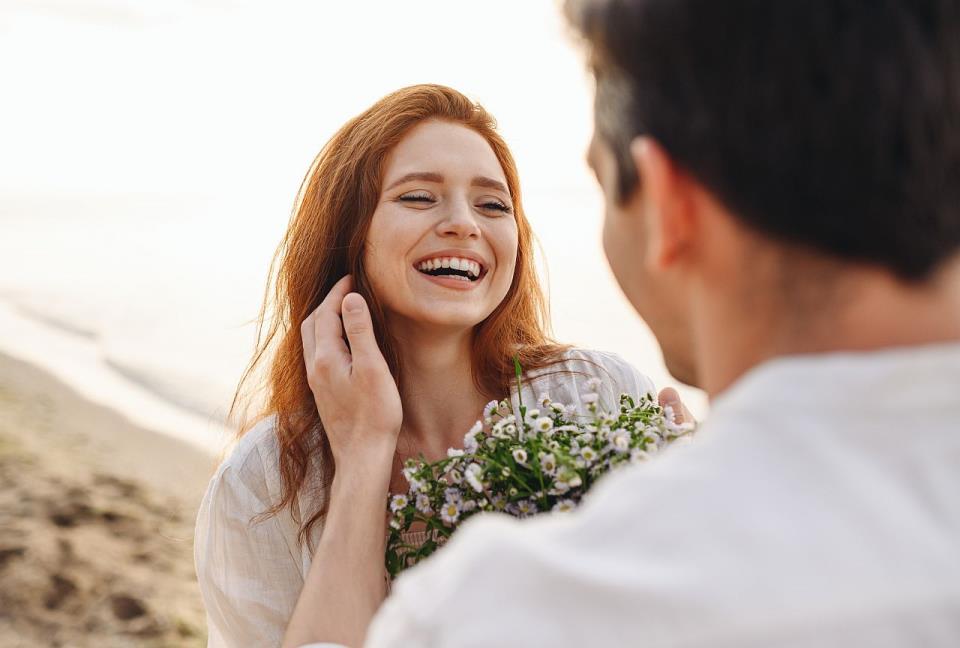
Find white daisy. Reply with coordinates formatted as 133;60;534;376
534;417;554;434
464;434;479;454
538;452;557;475
415;494;433;514
440;501;460;524
516;499;538;517
580;446;598;464
552;499;576;513
491;424;508;440
512;448;528;465
609;428;631;453
465;463;484;493
389;494;409;513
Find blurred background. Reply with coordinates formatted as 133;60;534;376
0;1;705;645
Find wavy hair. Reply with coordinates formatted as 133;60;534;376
231;84;568;544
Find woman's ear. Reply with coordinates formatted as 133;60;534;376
630;137;695;272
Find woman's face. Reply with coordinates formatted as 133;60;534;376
364;119;519;333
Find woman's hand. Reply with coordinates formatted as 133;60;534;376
284;276;400;648
301;275;403;466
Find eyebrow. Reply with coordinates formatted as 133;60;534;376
384;172;510;196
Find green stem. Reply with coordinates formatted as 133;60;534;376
513;355;526;421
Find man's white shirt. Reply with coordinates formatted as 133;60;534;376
361;343;960;647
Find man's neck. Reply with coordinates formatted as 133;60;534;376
694;255;960;399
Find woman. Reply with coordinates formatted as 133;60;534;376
195;85;680;648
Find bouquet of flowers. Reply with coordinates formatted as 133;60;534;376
385;360;695;578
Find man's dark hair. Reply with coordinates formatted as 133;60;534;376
567;0;960;280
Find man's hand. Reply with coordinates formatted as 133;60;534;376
657;387;695;426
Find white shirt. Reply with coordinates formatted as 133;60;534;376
194;348;654;648
363;343;960;648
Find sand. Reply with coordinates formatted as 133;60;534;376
0;351;223;647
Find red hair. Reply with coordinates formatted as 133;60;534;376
231;84;568;543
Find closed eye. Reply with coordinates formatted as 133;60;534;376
479;201;512;214
399;192;435;204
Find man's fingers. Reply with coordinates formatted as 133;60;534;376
340;292;385;370
658;387;695;425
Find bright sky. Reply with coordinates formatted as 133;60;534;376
0;0;708;417
1;0;591;197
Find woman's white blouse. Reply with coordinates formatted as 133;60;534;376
193;348;655;648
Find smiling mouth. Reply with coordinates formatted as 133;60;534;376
414;259;487;283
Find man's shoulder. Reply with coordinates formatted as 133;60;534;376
374;430;960;646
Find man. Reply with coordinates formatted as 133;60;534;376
323;1;960;645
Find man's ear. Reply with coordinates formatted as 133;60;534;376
630;137;694;272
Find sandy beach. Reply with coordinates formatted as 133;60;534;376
0;351;220;646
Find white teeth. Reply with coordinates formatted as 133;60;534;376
416;256;485;279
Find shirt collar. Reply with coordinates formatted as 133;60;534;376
709;340;960;420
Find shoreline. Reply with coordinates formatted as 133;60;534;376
0;298;235;458
0;351;218;645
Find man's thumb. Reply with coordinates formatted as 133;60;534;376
658;387;684;423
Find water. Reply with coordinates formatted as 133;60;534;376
0;1;707;455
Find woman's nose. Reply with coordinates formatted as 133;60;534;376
437;200;481;240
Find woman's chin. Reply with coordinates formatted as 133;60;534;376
391;306;489;334
419;313;485;331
